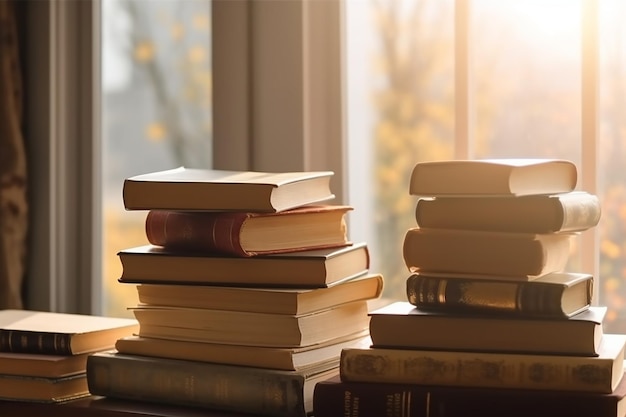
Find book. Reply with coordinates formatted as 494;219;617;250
403;228;572;278
0;351;90;378
339;334;626;394
406;271;593;318
0;310;139;355
415;191;601;233
122;167;335;212
132;300;371;347
135;273;384;315
86;350;339;417
313;372;626;417
117;242;370;287
115;332;372;371
409;158;577;196
144;204;352;257
368;301;605;356
0;373;89;403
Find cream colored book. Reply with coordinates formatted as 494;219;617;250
340;334;626;394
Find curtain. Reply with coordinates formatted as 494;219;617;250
0;1;27;309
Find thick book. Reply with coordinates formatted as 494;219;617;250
403;228;572;278
339;334;626;394
135;274;384;315
415;191;601;233
115;332;372;371
368;301;605;356
131;300;371;347
123;167;335;212
86;350;339;417
145;204;352;257
0;373;89;403
409;158;577;196
313;372;626;417
118;242;370;287
0;310;139;355
0;351;90;378
406;271;593;318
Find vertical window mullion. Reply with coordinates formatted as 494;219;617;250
454;0;472;158
581;0;600;290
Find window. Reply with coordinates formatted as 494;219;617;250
23;0;626;336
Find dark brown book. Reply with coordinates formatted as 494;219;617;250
86;350;339;417
368;301;605;356
313;371;626;417
0;373;89;403
145;204;352;257
123;167;335;212
117;242;370;287
0;310;138;356
406;271;593;318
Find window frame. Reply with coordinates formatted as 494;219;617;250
23;0;346;314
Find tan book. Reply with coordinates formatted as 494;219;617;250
144;204;352;257
403;228;572;279
406;271;593;318
415;191;601;233
409;158;577;196
340;334;626;394
0;373;89;403
368;301;605;356
123;167;335;212
0;310;139;356
118;242;370;287
115;332;371;371
135;274;384;315
0;351;90;378
132;300;371;348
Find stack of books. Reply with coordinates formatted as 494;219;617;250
314;159;626;417
0;310;137;404
86;167;384;417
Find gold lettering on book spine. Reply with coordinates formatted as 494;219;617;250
457;282;517;310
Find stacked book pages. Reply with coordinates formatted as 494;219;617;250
87;167;383;417
313;158;626;417
0;310;137;404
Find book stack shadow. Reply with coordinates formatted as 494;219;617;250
86;167;384;417
313;159;626;417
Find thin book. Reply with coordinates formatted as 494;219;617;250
123;167;335;212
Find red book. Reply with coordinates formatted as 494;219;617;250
145;204;352;257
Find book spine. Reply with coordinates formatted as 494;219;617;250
339;348;615;393
0;330;72;355
313;379;619;417
145;210;250;256
86;353;308;417
406;274;574;317
559;193;601;232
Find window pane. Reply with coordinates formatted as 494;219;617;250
347;0;626;333
101;0;212;317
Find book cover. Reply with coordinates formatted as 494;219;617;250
403;228;572;278
340;334;626;393
406;271;593;318
313;371;626;417
0;373;89;403
415;191;601;233
0;310;138;355
409;158;577;196
123;167;335;212
115;332;372;371
144;204;352;257
368;301;605;356
86;350;339;417
117;242;370;287
132;300;371;347
135;273;384;315
0;351;90;378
